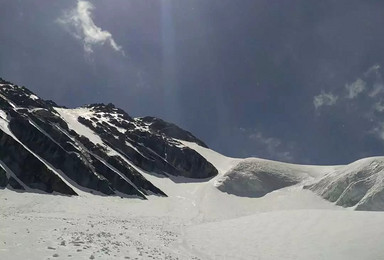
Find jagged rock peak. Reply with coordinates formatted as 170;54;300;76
83;103;133;121
137;116;208;148
0;76;218;199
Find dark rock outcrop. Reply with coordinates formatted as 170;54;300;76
0;166;7;188
76;105;217;179
0;129;77;195
0;77;218;199
140;116;208;147
8;177;25;190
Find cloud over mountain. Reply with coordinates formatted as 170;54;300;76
57;1;124;55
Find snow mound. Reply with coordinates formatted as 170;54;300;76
306;157;384;211
215;158;312;197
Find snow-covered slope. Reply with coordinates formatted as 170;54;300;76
306;157;384;211
182;140;384;212
0;78;217;199
2;164;384;260
215;158;315;197
2;76;384;259
185;209;384;260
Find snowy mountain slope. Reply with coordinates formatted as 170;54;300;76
181;140;384;212
214;158;341;198
306;157;384;211
0;109;78;195
0;77;216;199
2;165;384;260
215;158;309;197
57;104;217;179
2;76;384;259
2;75;384;210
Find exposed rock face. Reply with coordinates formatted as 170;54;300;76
75;103;217;179
0;165;7;188
305;157;384;211
139;116;208;147
0;77;218;198
8;177;25;190
0;129;77;195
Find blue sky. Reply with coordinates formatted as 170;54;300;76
1;0;384;164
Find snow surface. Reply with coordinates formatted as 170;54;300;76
29;94;39;100
308;156;384;211
54;108;105;147
2;172;384;259
2;112;384;259
214;158;340;198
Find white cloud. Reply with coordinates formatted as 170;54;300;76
313;92;338;109
364;64;381;77
57;1;124;55
310;64;384;144
369;82;384;97
345;78;366;99
371;122;384;141
248;132;294;162
373;101;384;112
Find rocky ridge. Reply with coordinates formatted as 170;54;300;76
0;77;218;199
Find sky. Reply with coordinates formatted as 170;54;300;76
1;0;384;165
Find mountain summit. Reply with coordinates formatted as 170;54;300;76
0;77;217;199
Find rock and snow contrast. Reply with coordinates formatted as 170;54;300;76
0;78;217;199
1;77;384;259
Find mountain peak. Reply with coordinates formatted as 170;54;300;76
0;77;217;199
